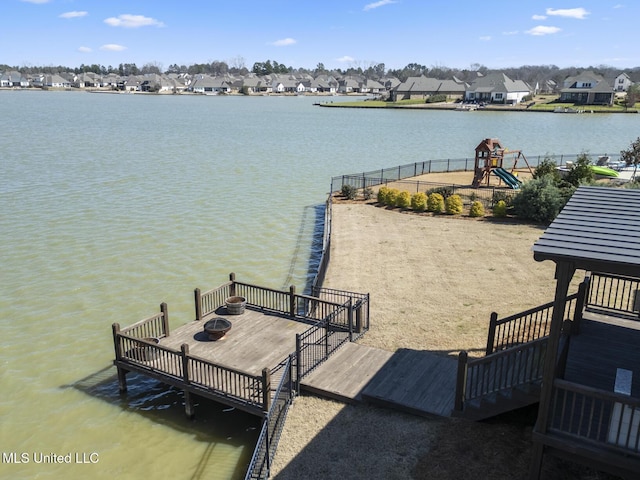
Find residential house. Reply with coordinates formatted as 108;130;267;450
393;75;466;101
0;71;29;87
559;71;614;105
611;72;632;92
43;74;71;88
190;75;231;94
464;72;532;104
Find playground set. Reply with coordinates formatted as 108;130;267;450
472;138;533;188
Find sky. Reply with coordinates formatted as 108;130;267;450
2;0;639;72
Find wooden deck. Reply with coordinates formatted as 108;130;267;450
160;307;309;377
301;345;458;417
564;312;640;394
300;343;393;403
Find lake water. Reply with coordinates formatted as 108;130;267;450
1;91;639;480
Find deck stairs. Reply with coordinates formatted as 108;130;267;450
453;336;549;421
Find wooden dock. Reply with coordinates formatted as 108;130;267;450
160;308;308;377
301;344;458;417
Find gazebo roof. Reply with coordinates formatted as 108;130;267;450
533;186;640;277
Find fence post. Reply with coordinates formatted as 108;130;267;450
572;276;589;334
454;351;468;412
348;300;354;342
112;323;128;392
486;312;498;355
161;302;170;336
362;173;366;191
262;368;271;413
194;288;202;322
181;344;194;418
289;285;296;318
295;333;302;393
229;272;237;296
325;318;329;358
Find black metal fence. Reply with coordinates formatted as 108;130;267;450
330;153;621;193
586;272;640;320
244;355;295;480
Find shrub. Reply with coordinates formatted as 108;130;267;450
426;186;453;199
411;192;427;212
341;184;357;200
564;153;595;187
533;157;561;182
363;187;374;200
512;177;568;223
445;194;464;215
469;201;485;217
396;190;411;209
385;188;400;207
427;192;445;213
493;200;508;217
426;94;447;103
492;190;513;207
377;186;390;204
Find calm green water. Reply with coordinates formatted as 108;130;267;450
1;91;639;480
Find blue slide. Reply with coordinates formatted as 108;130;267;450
493;167;522;189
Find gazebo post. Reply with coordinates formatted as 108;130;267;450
529;261;575;479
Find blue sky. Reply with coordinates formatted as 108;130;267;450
3;0;638;71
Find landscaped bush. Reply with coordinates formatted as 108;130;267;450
385;188;400;207
411;192;427;212
445;194;464;214
426;94;447;103
363;187;374;200
493;200;508;217
396;190;411;209
469;201;485;217
427;192;445;213
512;177;568;223
426;186;453;199
341;184;357;200
492;190;513;207
377;186;390;204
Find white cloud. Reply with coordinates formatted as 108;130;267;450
104;14;164;28
21;0;50;4
271;38;297;47
546;8;589;19
60;11;88;19
526;25;562;36
100;44;127;52
363;0;397;11
479;36;491;41
78;46;92;53
337;56;355;63
613;4;624;8
532;14;547;20
503;30;519;35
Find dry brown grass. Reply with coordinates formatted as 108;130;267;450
271;176;621;480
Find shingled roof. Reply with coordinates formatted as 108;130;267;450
532;186;640;277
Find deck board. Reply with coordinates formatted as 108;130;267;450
159;307;310;376
302;345;458;417
300;343;393;403
564;313;640;396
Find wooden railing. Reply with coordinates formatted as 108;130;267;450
112;329;269;412
486;279;587;354
120;302;170;339
455;337;547;412
587;272;640;319
547;379;640;454
195;282;232;320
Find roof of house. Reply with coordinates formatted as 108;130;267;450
466;72;531;93
532;186;640;277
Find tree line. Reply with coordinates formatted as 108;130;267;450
3;59;640;86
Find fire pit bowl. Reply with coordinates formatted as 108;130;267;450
204;317;232;340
